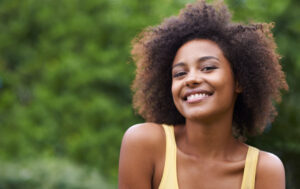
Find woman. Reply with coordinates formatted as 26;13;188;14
119;0;288;188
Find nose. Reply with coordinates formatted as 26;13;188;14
184;70;202;88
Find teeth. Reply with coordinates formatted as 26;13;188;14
187;93;209;101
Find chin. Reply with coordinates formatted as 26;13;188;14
182;106;231;122
182;109;213;120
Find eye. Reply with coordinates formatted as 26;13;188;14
202;66;217;72
173;71;186;78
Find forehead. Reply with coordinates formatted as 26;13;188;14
173;39;225;65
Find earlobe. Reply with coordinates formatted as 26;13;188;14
235;82;242;93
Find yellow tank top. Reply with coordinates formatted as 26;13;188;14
159;124;259;189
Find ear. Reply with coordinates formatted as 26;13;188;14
235;81;242;93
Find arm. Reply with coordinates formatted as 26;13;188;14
118;123;163;189
255;151;286;189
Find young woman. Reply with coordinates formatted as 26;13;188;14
119;1;288;188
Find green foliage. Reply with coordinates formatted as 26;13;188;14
0;158;112;189
0;0;299;188
0;0;191;183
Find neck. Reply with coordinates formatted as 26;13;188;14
178;112;238;160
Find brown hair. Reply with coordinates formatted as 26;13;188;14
131;0;288;137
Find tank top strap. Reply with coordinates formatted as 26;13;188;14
159;124;179;189
241;146;259;189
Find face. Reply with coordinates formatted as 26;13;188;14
171;39;241;121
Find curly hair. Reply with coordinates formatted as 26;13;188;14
131;0;288;137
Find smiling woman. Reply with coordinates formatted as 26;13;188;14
171;40;239;122
118;0;288;189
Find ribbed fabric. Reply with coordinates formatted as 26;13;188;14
158;124;259;189
241;146;259;189
159;124;179;189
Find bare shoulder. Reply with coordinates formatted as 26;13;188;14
255;150;286;189
118;123;165;189
121;122;165;151
123;122;165;140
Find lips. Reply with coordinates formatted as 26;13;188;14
182;89;213;103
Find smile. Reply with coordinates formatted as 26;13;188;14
187;93;210;100
185;92;212;103
182;88;214;104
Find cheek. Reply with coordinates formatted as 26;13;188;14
213;73;236;100
215;69;235;87
171;82;182;107
171;81;179;97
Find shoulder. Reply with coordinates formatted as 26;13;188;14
121;122;165;152
255;150;285;189
118;123;166;188
123;122;165;139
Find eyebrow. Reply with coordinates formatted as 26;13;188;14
172;56;220;69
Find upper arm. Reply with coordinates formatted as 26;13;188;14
255;151;286;189
118;123;164;189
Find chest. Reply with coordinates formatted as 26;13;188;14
177;154;245;189
153;152;245;189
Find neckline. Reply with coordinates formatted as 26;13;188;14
163;124;257;189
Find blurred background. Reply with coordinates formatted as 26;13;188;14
0;0;299;188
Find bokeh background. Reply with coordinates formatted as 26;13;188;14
0;0;299;188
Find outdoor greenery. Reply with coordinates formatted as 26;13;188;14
0;157;112;189
0;0;299;188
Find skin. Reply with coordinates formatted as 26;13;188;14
118;39;285;189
